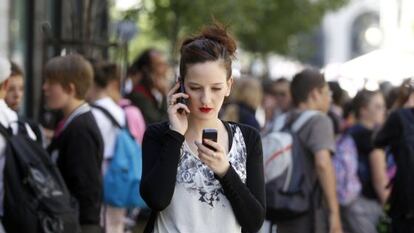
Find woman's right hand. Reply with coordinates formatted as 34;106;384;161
167;82;190;135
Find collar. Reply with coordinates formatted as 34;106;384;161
62;103;91;131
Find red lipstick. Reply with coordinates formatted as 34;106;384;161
199;107;213;113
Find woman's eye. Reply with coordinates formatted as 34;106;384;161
189;87;201;91
212;88;222;91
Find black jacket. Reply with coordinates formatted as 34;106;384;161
48;111;104;225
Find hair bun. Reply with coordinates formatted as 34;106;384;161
200;24;237;57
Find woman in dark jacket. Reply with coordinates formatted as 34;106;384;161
140;24;265;233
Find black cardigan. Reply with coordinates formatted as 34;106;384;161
140;121;265;233
48;111;104;225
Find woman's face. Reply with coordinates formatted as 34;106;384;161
151;52;169;78
5;75;24;111
184;61;232;121
363;93;386;126
42;80;72;110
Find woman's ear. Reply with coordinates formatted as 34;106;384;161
225;77;234;97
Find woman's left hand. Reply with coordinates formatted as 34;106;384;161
195;139;230;178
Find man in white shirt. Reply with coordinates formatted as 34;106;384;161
0;57;14;233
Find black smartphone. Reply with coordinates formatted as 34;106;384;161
175;77;188;113
202;128;218;151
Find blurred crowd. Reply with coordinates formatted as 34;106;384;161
0;44;413;233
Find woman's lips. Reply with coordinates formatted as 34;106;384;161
199;107;213;113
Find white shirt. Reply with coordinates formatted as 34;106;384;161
91;97;126;160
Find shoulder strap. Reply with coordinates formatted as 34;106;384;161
222;121;234;150
291;110;319;132
0;123;11;139
91;104;122;129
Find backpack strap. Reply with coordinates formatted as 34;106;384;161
291;110;319;132
91;104;123;129
0;123;12;139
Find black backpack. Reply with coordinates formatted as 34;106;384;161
0;122;81;233
390;109;414;218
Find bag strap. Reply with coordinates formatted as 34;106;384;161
91;104;123;129
291;110;319;132
222;121;234;150
0;123;11;139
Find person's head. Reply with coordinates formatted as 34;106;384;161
5;62;24;111
261;79;278;120
272;78;291;112
0;57;11;99
291;68;331;113
43;54;93;110
129;48;169;89
342;100;356;129
392;78;414;109
88;61;121;101
353;89;385;126
328;81;348;107
233;78;262;110
179;23;236;121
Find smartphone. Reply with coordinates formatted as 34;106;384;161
202;128;218;151
175;77;188;113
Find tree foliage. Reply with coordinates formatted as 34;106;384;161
144;0;348;57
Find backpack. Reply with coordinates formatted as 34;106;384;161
91;105;147;208
0;122;81;233
332;134;361;205
390;108;414;217
262;111;318;222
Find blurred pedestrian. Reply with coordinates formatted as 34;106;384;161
140;24;265;233
346;90;388;233
275;68;342;233
221;77;263;130
5;61;43;145
126;49;171;124
44;54;104;233
261;78;292;134
374;79;414;233
87;61;129;233
0;57;13;233
88;61;146;233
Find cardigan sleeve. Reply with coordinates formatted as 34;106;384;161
217;125;266;232
140;123;185;211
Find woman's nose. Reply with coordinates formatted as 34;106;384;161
200;90;212;105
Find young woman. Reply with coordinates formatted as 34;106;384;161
346;90;389;233
140;25;265;233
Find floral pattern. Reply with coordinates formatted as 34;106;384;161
176;124;247;207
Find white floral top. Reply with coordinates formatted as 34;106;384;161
154;124;247;233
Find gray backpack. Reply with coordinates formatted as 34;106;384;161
262;111;318;221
